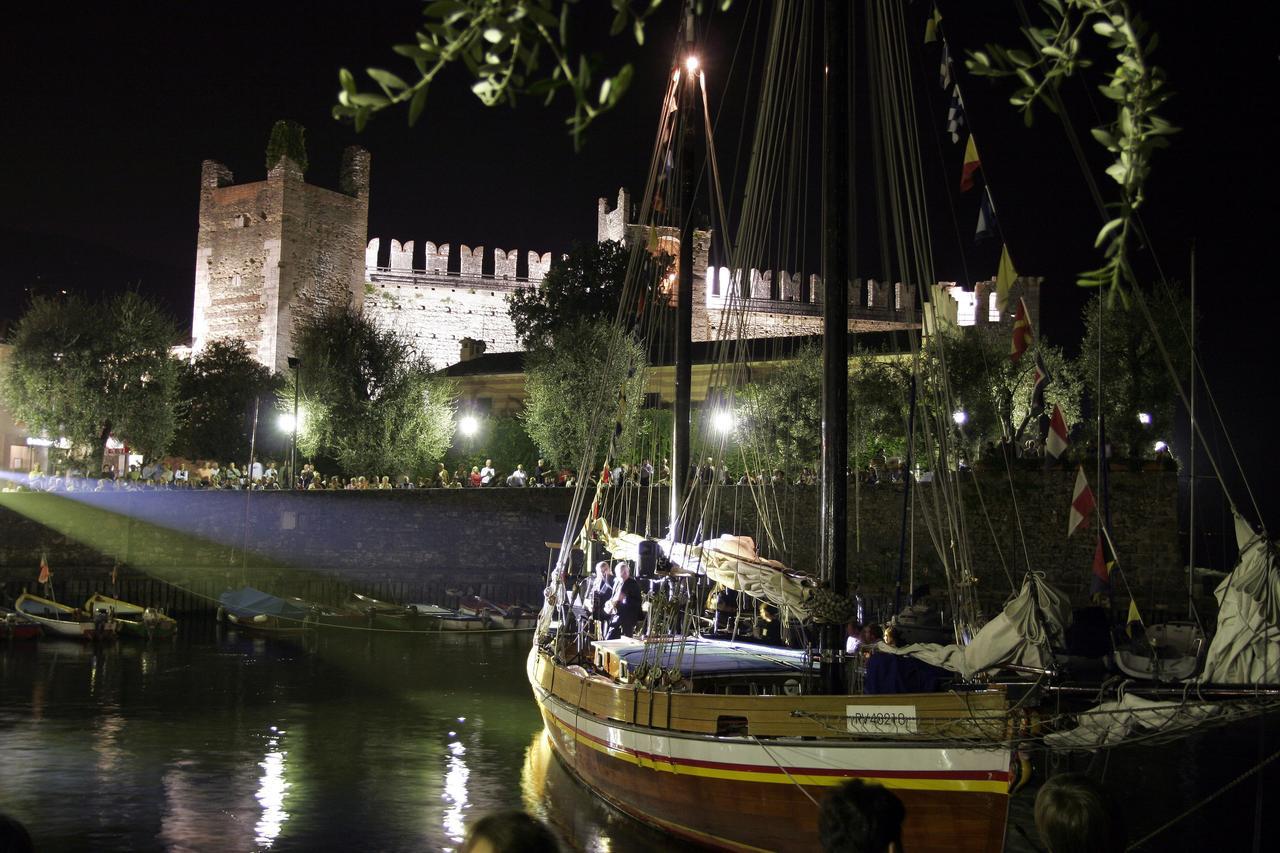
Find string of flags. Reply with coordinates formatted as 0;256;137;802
923;4;1019;313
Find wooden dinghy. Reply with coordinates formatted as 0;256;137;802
84;593;177;639
15;592;118;641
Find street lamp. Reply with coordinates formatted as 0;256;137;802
711;410;735;434
287;356;301;489
952;410;968;426
1137;412;1152;425
459;415;479;438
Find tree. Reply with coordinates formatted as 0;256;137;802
923;326;1081;463
1;292;180;466
522;321;648;469
1079;290;1191;462
446;412;539;476
733;346;909;477
334;1;719;147
287;309;458;478
507;240;660;348
174;339;283;463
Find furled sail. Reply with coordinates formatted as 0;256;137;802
875;573;1070;678
583;518;816;614
1199;513;1280;684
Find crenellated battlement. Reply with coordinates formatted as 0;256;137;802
365;238;557;287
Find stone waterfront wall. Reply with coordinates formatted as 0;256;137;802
192;149;370;372
1;472;1186;615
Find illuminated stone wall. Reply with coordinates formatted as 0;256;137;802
0;471;1184;616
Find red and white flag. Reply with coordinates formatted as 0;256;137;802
37;556;51;585
1068;466;1096;537
1046;405;1069;458
1009;297;1033;362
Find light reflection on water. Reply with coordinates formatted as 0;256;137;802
254;729;290;848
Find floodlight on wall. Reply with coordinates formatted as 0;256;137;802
459;415;479;437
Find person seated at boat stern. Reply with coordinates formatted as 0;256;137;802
1034;772;1126;853
606;561;644;638
818;779;905;853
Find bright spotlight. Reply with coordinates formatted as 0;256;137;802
278;413;295;433
712;410;735;434
459;415;479;437
1153;440;1168;453
1138;412;1152;425
952;410;968;426
685;55;700;74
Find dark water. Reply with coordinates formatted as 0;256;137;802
0;621;682;852
2;622;1277;852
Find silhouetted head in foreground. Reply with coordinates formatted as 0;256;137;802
0;812;34;853
462;810;561;853
1034;772;1125;853
819;780;904;853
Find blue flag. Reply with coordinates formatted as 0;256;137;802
976;190;996;241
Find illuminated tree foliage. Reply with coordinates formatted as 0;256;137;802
265;119;309;173
507;239;667;349
173;339;283;463
923;327;1081;464
733;346;910;477
334;1;734;147
287;309;458;478
1;293;181;465
966;0;1176;304
522;320;648;469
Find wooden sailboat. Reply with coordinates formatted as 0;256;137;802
526;6;1017;850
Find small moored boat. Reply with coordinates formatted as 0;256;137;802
84;593;178;639
1;607;41;640
15;592;117;640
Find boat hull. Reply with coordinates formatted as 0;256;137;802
15;593;118;641
529;650;1009;852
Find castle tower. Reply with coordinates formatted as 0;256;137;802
192;146;371;372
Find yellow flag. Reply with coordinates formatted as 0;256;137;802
924;7;943;43
996;244;1017;313
1125;597;1142;638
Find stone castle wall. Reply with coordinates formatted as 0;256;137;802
192;148;369;372
362;239;555;370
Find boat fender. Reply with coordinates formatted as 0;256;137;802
1009;745;1033;794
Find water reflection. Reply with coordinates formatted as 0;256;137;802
254;728;290;848
441;735;469;847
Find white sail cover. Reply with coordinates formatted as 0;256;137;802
582;520;816;614
877;573;1071;679
1044;694;1206;748
1199;513;1280;685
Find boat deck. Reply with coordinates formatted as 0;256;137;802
591;636;814;680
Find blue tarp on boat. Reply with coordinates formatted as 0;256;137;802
219;587;308;620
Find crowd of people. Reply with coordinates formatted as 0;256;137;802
9;452;900;494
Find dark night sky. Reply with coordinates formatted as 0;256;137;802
2;1;1277;529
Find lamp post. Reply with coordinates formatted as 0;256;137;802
287;356;300;489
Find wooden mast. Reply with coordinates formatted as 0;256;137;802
820;0;851;690
672;8;697;542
